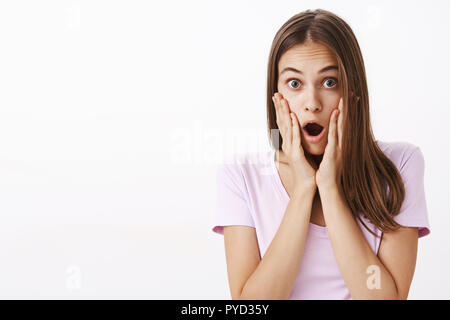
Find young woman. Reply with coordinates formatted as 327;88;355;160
212;9;430;300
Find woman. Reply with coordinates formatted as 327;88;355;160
212;9;430;300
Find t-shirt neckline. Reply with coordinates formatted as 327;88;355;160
270;148;329;238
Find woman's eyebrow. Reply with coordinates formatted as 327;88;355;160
279;65;338;76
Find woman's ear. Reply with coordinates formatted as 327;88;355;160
349;91;360;105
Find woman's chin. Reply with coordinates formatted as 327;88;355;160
303;143;325;156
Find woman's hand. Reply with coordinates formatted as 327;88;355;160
315;97;343;190
272;92;317;194
316;93;359;190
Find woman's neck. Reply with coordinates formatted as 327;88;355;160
308;153;323;168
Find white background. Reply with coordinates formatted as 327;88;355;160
0;0;448;299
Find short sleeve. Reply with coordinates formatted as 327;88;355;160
393;146;431;238
212;161;255;235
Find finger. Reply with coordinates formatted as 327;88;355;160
290;112;300;147
273;94;289;146
328;108;338;150
338;97;343;149
280;98;292;146
335;108;340;146
272;94;285;143
273;94;284;128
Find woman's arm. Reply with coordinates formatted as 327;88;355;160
319;184;418;299
224;188;315;300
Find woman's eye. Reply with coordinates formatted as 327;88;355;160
287;79;301;89
323;78;338;88
286;78;338;90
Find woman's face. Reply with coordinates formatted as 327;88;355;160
277;41;341;156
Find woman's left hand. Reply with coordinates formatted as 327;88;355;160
316;93;359;190
315;97;344;190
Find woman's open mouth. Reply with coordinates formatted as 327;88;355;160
302;122;326;143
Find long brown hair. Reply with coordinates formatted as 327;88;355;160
266;9;405;237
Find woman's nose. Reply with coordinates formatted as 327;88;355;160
305;105;320;112
303;90;321;112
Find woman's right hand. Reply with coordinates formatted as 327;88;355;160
272;92;317;194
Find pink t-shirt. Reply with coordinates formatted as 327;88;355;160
212;140;431;300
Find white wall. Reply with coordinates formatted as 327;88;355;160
0;0;448;299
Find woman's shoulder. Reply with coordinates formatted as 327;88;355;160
376;139;419;154
376;140;420;163
376;140;422;170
